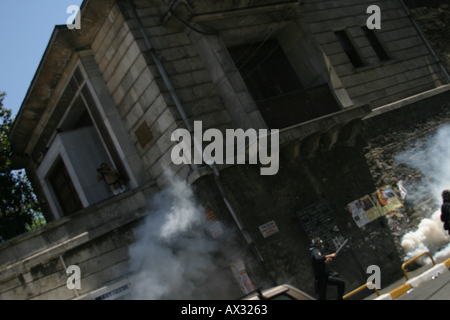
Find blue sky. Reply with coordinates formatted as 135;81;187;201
0;1;83;119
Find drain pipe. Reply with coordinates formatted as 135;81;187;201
127;0;263;261
127;0;200;173
127;0;193;132
212;168;264;261
399;0;450;84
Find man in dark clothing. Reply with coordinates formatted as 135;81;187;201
441;190;450;235
310;238;345;300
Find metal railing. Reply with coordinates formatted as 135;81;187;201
256;83;341;130
344;252;438;300
343;283;380;300
402;252;436;280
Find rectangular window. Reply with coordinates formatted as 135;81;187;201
334;30;365;68
48;158;84;216
361;27;390;62
227;39;303;102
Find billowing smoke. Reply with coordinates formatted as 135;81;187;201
401;211;450;264
396;125;450;265
127;175;241;300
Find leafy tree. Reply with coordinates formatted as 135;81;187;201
0;92;45;242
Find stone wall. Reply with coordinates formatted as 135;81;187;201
193;139;403;299
192;85;450;299
410;2;450;74
0;183;158;300
362;85;450;257
89;0;449;187
91;3;184;186
6;0;450;300
4;85;450;299
302;0;447;109
90;1;236;186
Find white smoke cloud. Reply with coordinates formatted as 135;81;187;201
396;125;450;265
127;175;240;300
401;211;450;264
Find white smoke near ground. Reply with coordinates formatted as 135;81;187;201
401;211;450;264
396;125;450;265
127;174;240;300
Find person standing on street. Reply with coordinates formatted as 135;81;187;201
441;190;450;235
310;237;345;300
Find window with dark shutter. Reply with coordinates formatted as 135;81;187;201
361;27;390;62
334;30;366;68
48;158;84;216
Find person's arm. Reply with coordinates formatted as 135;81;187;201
325;253;337;264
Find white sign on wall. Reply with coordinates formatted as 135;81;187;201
259;220;279;238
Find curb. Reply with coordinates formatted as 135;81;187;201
375;284;412;300
375;257;450;300
406;263;448;288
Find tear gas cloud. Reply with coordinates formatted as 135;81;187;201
396;125;450;264
127;175;240;300
401;211;450;264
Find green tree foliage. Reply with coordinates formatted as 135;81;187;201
0;92;45;242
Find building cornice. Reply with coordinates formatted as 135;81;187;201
10;0;115;169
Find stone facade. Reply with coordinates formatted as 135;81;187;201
3;0;450;300
409;1;450;77
302;0;447;109
0;183;157;300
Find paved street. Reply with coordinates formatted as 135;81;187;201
364;254;450;300
396;269;450;300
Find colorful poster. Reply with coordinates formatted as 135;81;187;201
376;185;403;216
370;191;383;217
348;185;404;228
359;194;381;222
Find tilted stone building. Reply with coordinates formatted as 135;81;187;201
1;0;450;300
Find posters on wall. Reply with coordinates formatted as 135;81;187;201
230;258;256;294
297;201;348;255
346;185;403;228
205;210;224;239
258;220;279;238
346;199;371;228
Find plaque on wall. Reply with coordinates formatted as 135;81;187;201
297;201;348;255
135;121;153;148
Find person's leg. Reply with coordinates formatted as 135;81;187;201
327;276;345;300
318;279;328;300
